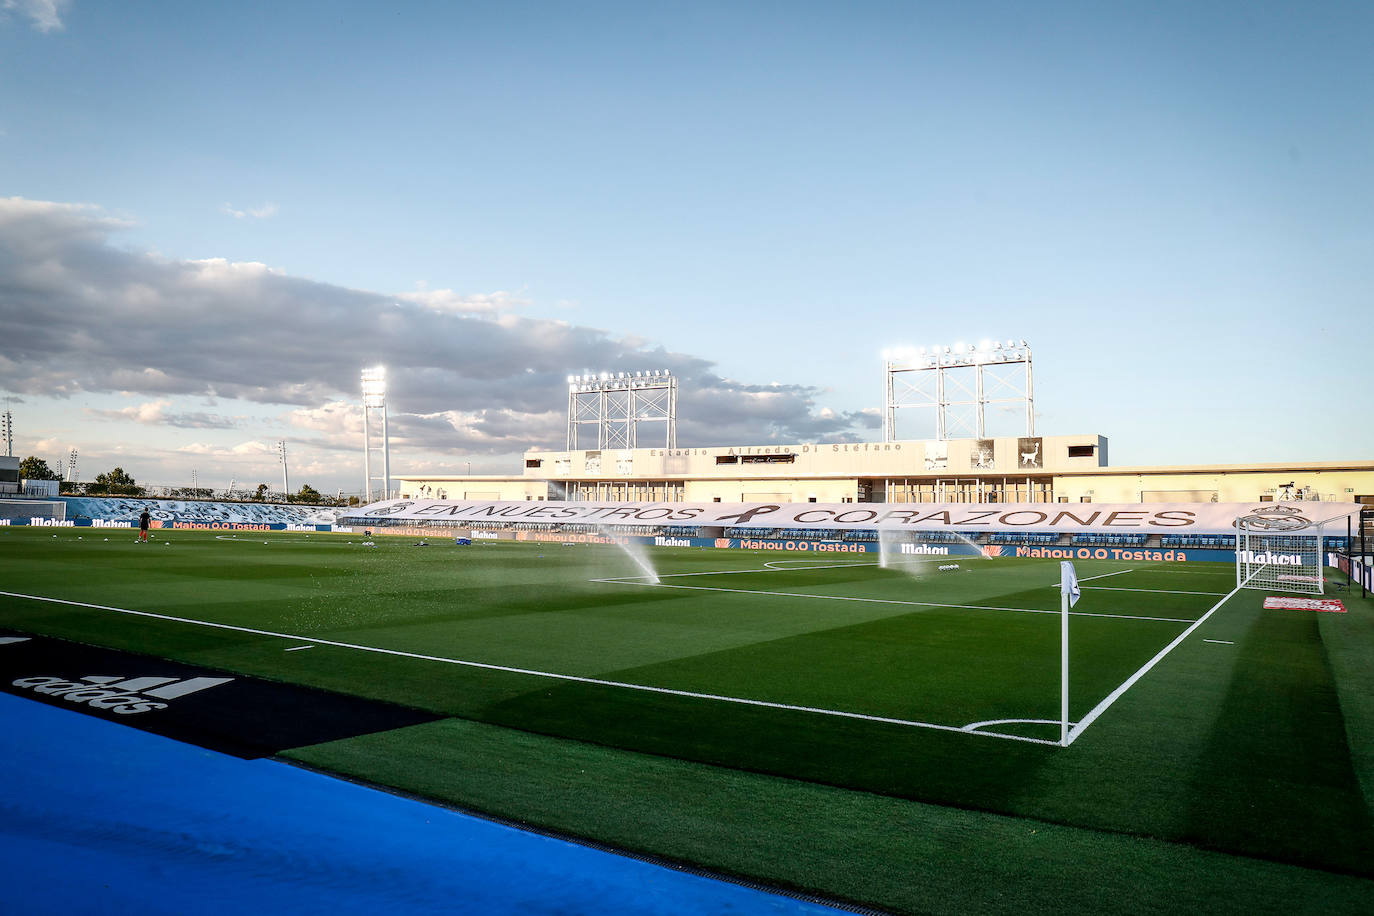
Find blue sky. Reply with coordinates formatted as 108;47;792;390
2;1;1370;495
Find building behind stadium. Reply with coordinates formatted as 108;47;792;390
396;434;1374;508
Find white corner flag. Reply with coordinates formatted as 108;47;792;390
1060;560;1081;608
1059;561;1080;747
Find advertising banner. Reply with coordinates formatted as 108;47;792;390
351;498;1361;536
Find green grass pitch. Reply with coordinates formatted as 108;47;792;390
3;527;1373;914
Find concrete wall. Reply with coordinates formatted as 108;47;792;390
394;436;1373;507
1053;466;1374;505
521;434;1106;481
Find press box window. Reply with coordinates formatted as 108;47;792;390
525;459;542;468
1067;445;1095;458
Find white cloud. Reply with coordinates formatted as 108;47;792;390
221;202;279;220
2;0;68;32
0;196;870;461
85;398;241;429
176;440;275;457
397;286;528;316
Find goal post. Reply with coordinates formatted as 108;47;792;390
1236;514;1326;595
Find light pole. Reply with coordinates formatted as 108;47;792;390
362;367;391;502
278;441;289;499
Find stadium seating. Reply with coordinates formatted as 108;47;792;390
1159;534;1238;549
63;496;346;526
778;528;842;540
987;532;1058;545
1070;533;1149;547
724;527;781;539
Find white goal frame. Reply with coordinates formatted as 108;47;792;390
1236;514;1326;595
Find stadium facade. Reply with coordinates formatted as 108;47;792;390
396;433;1374;507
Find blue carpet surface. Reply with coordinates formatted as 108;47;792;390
0;693;850;914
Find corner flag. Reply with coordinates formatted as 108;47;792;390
1059;561;1080;746
1060;561;1081;608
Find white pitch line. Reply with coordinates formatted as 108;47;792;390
1075;568;1137;583
1203;639;1234;645
592;579;1196;624
1083;586;1228;596
762;559;885;570
634;557;955;579
284;644;315;651
1065;584;1244;746
0;589;1054;746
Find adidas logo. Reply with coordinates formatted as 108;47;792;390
11;673;234;715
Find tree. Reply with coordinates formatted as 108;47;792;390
253;483;269;501
295;484;322;504
88;467;144;497
18;456;58;480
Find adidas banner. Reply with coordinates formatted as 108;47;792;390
0;631;439;757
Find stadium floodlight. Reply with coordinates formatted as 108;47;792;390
567;369;677;450
361;366;387;407
883;338;1034;441
361;366;391;502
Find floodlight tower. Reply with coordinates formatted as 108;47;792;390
2;407;11;456
566;370;677;450
277;440;289;498
67;448;79;482
361;366;391;502
882;339;1034;441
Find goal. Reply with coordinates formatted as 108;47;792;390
1236;514;1327;595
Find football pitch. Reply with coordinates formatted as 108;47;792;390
3;528;1373;914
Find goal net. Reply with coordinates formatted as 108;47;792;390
1236;514;1326;595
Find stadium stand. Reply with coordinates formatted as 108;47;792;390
724;527;782;539
778;528;842;540
1160;534;1238;549
61;496;346;526
988;532;1059;546
1070;533;1149;547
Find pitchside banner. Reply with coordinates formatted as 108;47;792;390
354;499;1359;536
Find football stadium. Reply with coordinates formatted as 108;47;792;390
3;351;1374;915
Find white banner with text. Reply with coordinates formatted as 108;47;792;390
351;499;1360;536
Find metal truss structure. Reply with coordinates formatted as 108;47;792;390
882;340;1034;441
567;371;677;451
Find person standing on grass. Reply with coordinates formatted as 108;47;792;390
138;508;151;543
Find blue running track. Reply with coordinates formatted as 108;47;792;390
0;693;854;915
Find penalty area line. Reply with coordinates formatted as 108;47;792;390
0;589;1054;747
591;579;1196;624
